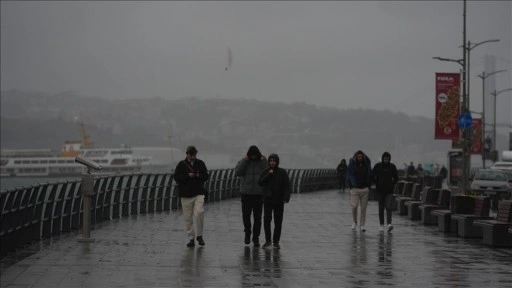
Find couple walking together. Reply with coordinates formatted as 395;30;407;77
348;150;399;232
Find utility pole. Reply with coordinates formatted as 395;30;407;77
433;0;499;193
461;0;468;194
491;88;512;159
477;69;506;168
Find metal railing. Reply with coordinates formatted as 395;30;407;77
0;168;337;256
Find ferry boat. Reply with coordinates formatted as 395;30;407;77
0;142;178;177
0;120;178;177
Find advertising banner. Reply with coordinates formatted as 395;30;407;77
471;118;482;154
435;73;461;139
450;118;482;154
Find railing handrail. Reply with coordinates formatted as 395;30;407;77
0;168;337;257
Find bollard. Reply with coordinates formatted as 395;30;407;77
75;156;102;243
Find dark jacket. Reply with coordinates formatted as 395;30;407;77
258;154;291;204
372;153;399;194
173;158;209;198
235;157;268;195
336;161;347;178
347;151;372;189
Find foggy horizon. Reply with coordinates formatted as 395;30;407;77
1;1;511;122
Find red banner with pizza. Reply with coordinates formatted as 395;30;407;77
435;73;461;139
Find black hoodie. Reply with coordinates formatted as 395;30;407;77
258;153;291;204
372;152;399;193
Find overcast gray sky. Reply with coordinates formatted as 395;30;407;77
1;1;511;121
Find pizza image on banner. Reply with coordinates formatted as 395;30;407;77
435;73;461;140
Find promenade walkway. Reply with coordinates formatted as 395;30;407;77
1;190;511;288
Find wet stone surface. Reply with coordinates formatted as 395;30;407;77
1;190;511;287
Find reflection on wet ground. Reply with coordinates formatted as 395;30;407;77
1;190;511;287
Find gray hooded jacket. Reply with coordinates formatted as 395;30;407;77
235;146;267;195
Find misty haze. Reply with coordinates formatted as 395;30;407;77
1;1;511;171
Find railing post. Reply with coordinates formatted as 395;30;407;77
78;173;95;243
74;156;102;243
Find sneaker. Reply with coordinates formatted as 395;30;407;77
379;225;385;232
186;239;195;247
351;223;357;231
196;236;205;246
244;234;251;245
387;224;393;232
360;225;366;232
262;242;272;249
273;242;280;249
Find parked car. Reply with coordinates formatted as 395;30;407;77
470;169;512;201
490;161;512;172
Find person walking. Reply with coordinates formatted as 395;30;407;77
336;159;348;192
407;162;416;177
258;153;291;249
173;146;209;247
347;150;372;232
372;152;399;232
235;145;268;247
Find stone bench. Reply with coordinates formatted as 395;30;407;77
431;194;474;233
474;200;512;247
450;196;492;238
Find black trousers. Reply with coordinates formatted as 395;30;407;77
339;176;346;191
241;195;263;240
263;201;284;243
378;193;394;225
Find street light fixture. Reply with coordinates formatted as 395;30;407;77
462;39;500;109
477;69;507;168
433;40;499;193
491;88;512;157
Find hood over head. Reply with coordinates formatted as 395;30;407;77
247;145;262;159
381;152;391;161
268;153;280;167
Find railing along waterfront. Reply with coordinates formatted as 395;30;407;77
0;168;337;256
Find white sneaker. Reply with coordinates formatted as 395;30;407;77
360;225;366;232
351;223;357;231
387;224;394;232
379;225;384;232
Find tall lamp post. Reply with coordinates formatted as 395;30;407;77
432;56;467;193
491;88;512;158
477;69;507;168
462;39;500;109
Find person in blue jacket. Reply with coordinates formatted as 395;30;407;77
347;150;372;232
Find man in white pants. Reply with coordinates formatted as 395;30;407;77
173;146;209;247
347;150;372;232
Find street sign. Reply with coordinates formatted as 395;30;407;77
457;113;473;129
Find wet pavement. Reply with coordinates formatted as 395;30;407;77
1;190;511;288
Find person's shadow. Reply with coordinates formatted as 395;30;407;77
377;232;393;280
179;246;204;285
262;248;282;278
350;231;368;266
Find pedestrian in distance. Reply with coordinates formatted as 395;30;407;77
372;152;399;232
173;146;209;247
258;153;291;249
336;159;348;192
347;150;372;232
235;145;268;247
407;162;416;177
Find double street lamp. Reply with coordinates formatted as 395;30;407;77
491;88;512;155
477;69;507;168
433;37;500;193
